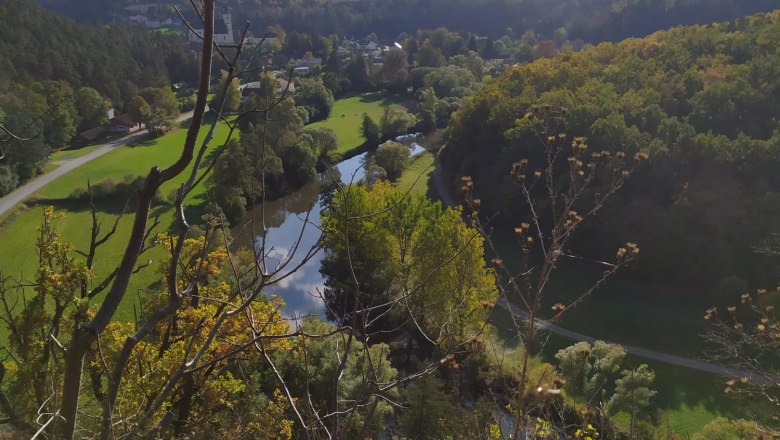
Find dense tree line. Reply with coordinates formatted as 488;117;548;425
0;0;197;195
0;0;196;107
209;73;342;224
43;0;777;44
441;10;780;293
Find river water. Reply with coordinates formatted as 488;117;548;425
231;139;427;318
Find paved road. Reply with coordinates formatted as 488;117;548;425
432;164;759;379
0;113;193;218
496;298;758;379
432;165;458;206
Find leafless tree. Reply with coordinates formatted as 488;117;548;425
703;287;780;436
460;105;644;438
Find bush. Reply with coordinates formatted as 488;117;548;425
68;175;164;203
372;141;411;181
0;165;19;196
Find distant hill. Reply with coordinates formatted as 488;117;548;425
442;10;780;289
0;0;196;107
35;0;779;42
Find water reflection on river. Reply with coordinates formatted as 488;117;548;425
230;137;429;318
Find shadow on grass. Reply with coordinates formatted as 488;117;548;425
357;92;405;107
489;306;754;426
128;113;216;148
30;195;179;220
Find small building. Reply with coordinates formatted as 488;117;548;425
109;113;135;133
189;13;234;45
240;77;296;102
244;34;278;49
78;126;108;142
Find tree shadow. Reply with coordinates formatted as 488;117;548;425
357;92;404;107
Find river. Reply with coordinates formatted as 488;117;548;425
230;137;427;318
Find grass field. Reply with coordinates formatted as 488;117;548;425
0;117;234;329
50;145;103;162
396;152;435;197
0;93;397;306
489;299;747;437
310;93;403;154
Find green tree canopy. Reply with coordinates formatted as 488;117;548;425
371;141;410;181
321;182;497;349
74;86;108;132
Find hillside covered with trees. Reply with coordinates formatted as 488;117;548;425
2;1;780;438
39;0;778;42
0;0;198;195
441;10;780;293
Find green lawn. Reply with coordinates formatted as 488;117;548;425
310;93;403;154
489;306;748;438
0;116;234;330
395;152;435;197
50;144;102;162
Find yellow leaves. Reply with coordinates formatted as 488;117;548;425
3;361;18;376
571;137;588;153
575;423;600;440
616;242;640;264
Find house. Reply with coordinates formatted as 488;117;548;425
189;13;234;45
276;78;295;97
296;56;323;69
78;126;108;142
78;107;121;142
109;113;135;134
239;77;296;102
244;33;278;49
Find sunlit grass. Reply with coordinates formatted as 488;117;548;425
0;116;235;341
395;152;435;197
310;93;403;154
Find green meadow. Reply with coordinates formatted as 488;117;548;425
311;93;403;154
0;117;234;327
0;93;401;326
396;152;435;198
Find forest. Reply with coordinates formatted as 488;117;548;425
0;0;199;196
441;10;780;294
38;0;778;42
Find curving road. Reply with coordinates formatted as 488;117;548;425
433;164;759;379
0;112;193;218
496;298;758;379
